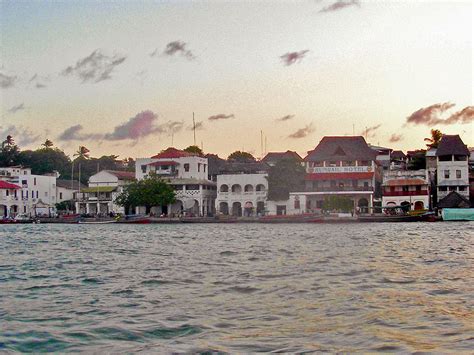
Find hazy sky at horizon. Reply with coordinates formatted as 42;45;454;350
1;0;472;160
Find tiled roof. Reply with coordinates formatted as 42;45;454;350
305;136;377;162
104;170;136;180
151;147;193;159
262;151;303;163
436;135;470;156
305;172;374;180
56;179;86;189
438;191;470;208
0;180;21;189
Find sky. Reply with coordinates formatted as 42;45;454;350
1;0;472;160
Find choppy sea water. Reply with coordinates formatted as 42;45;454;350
0;223;473;353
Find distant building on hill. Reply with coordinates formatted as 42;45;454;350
261;151;302;166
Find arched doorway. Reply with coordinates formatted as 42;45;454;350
170;200;184;216
219;202;229;215
244;201;253;217
358;198;369;213
232;202;242;217
0;204;7;217
414;201;424;210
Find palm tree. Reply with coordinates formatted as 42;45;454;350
424;129;442;149
2;135;15;148
75;146;90;160
42;139;54;148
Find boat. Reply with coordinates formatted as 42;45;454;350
441;208;474;221
357;214;424;222
117;214;151;224
258;214;324;223
78;219;117;224
0;218;18;224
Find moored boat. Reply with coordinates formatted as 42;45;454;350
441;208;474;221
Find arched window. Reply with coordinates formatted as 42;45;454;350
256;184;266;192
231;184;242;193
244;184;253;192
220;184;229;192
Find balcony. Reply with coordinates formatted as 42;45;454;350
383;190;429;197
305;186;373;192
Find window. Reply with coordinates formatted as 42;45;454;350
444;170;450;179
186;184;199;190
456;170;461;179
204;164;206;172
416;185;421;192
352;180;358;187
184;163;190;172
449;186;456;191
21;179;27;186
34;177;37;185
294;199;300;209
141;165;147;173
402;186;409;192
390;186;395;192
329;161;338;167
6;190;9;196
45;191;48;197
439;186;447;191
59;192;63;199
198;163;201;172
459;186;466;192
359;160;369;166
364;182;369;188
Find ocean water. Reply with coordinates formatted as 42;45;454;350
0;223;473;352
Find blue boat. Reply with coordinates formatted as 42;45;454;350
441;208;474;221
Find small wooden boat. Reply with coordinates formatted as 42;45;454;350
117;215;151;224
78;219;117;224
357;214;423;222
441;208;474;221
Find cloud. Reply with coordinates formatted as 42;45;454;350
208;113;235;121
0;125;42;147
187;121;205;131
280;50;309;66
276;114;295;122
158;120;184;136
8;103;26;114
152;41;195;60
57;124;102;141
62;49;127;83
360;124;381;138
389;134;403;143
29;74;48;89
0;72;17;89
406;102;473;125
319;0;360;13
104;111;163;140
288;123;315;138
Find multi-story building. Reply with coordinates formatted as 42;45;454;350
216;162;269;216
56;179;84;204
435;135;470;202
369;144;392;171
390;150;408;170
76;170;135;215
382;170;429;210
135;147;216;216
0;166;57;217
290;136;379;214
0;180;22;218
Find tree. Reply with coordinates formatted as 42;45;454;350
408;150;426;170
184;145;203;156
424;129;442;149
0;135;21;166
42;139;54;148
322;196;353;212
227;151;256;163
115;175;176;214
75;146;90;160
267;158;306;201
19;148;72;177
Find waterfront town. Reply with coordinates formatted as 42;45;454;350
0;131;473;222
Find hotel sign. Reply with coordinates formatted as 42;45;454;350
311;166;372;173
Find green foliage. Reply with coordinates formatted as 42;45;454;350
42;139;54;148
184;145;203;156
322;196;353;212
0;135;21;166
267;158;306;201
227;151;256;162
408;151;426;170
19;148;72;177
55;200;75;212
424;129;442;149
115;175;176;214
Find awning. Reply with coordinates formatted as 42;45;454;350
0;180;21;189
305;172;374;181
383;178;427;186
81;186;117;193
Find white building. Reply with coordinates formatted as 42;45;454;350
0;166;57;217
435;135;470;202
216;172;267;216
56;179;83;205
135;148;216;216
382;170;429;210
76;170;135;215
0;180;22;218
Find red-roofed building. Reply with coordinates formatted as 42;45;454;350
270;136;381;215
135;147;216;216
382;170;430;210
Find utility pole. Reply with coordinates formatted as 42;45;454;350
193;112;196;146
